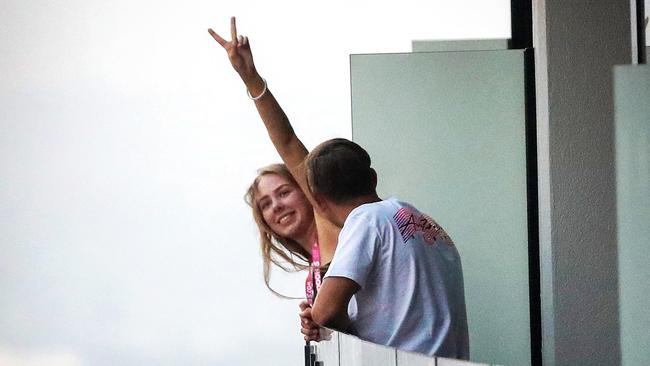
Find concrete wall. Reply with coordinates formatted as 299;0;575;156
533;0;633;365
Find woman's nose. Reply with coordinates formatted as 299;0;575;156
272;200;284;212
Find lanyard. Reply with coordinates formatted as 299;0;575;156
305;240;322;306
304;241;323;366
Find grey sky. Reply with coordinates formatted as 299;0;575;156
0;1;515;365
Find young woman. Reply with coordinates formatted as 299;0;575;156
245;163;316;296
209;18;340;313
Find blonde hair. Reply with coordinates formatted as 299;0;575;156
245;163;311;297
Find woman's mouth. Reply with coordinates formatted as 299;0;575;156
277;212;294;224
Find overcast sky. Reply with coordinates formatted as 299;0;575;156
0;1;516;365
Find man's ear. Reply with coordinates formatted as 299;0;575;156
313;194;344;228
312;192;330;214
370;168;378;190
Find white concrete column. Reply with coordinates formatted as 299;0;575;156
532;0;633;365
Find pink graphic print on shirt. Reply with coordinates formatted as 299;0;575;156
393;207;454;246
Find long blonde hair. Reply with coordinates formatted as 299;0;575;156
245;163;311;297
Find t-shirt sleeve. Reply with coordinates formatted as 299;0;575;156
324;213;381;289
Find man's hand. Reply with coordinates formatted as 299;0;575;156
208;17;259;85
299;300;322;342
310;277;358;331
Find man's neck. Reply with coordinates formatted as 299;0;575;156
331;194;381;227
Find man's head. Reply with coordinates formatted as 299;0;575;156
305;138;378;225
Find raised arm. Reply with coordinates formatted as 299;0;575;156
208;18;312;201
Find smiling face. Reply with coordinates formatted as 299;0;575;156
255;173;315;244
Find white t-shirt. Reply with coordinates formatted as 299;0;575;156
324;198;469;359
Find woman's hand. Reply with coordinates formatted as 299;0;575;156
208;17;258;84
299;300;322;342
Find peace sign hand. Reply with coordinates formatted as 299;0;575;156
208;17;257;83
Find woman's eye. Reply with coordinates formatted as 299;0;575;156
279;190;290;197
260;201;270;210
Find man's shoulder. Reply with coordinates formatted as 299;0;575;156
344;199;424;237
349;198;408;221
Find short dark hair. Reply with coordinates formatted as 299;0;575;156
306;138;376;204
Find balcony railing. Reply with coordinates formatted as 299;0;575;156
309;331;498;366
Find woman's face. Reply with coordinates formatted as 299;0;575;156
256;173;314;242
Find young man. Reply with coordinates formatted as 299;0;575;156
299;138;469;359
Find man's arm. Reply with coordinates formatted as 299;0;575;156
310;277;360;331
